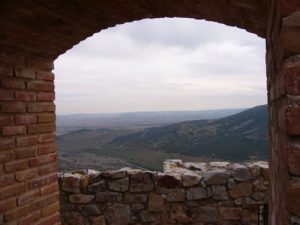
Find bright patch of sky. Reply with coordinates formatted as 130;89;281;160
54;18;266;114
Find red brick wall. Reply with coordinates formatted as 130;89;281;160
268;0;300;224
0;58;61;225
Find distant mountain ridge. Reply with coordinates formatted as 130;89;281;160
110;105;268;160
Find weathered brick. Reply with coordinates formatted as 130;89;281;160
0;197;16;214
0;116;14;126
16;168;38;182
287;185;300;215
16;135;38;147
18;189;40;206
283;57;300;95
1;79;25;89
0;67;13;76
39;133;56;143
0;150;14;163
41;202;60;217
28;172;58;189
15;115;37;125
40;182;59;196
286;106;300;135
38;144;56;155
2;126;26;136
35;212;60;225
0;90;14;101
38;162;57;175
28;81;54;92
15;69;35;79
37;92;55;101
0;174;16;188
30;153;57;167
32;192;59;210
27;58;54;70
15;91;36;101
279;0;300;16
36;71;54;81
18;210;41;225
0;138;15;151
2;102;26;113
37;114;55;123
27;102;55;113
15;147;37;159
0;183;26;201
28;123;55;134
4;203;31;222
5;159;29;173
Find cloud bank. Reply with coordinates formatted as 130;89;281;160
54;18;267;114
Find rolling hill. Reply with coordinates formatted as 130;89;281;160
109;105;268;160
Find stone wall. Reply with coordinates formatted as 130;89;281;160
59;161;269;225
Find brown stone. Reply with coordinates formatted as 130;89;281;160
220;207;242;220
103;204;130;225
229;182;253;198
69;194;95;204
148;193;164;212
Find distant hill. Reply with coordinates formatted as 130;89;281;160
57;108;244;135
110;105;268;160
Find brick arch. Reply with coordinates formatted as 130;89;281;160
0;0;268;62
0;1;299;225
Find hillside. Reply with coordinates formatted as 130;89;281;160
110;105;268;160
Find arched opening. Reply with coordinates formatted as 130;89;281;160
0;1;298;225
54;18;267;171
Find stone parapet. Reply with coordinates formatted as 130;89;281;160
59;160;269;225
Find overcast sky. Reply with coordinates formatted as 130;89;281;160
54;18;267;114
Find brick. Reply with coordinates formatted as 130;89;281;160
2;126;26;136
279;0;300;17
39;132;56;143
0;183;26;201
16;168;38;182
38;162;57;175
16;135;38;147
38;144;56;155
40;182;59;196
35;212;60;225
38;113;55;123
287;185;300;215
0;138;15;151
0;67;13;76
283;56;300;95
15;115;37;125
28;172;58;189
0;197;16;214
0;90;14;101
27;102;55;113
41;202;60;217
4;203;31;222
0;174;16;188
28;81;54;92
30;153;57;167
2;102;26;113
286;106;300;135
0;116;14;126
36;71;54;81
18;190;39;206
37;92;55;101
28;123;55;134
15;91;36;101
0;150;14;163
15;69;35;79
1;79;25;89
18;210;41;225
15;147;37;159
27;58;54;70
5;159;29;173
32;192;59;210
